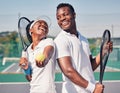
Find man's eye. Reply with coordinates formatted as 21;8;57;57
64;13;69;16
38;27;40;30
57;17;60;20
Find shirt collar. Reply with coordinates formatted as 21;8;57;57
61;30;81;38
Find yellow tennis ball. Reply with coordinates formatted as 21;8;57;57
35;53;45;62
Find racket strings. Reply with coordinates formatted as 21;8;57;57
18;17;32;51
19;18;31;46
102;43;110;57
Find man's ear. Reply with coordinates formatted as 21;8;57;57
73;12;76;19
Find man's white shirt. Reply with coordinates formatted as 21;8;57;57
54;31;95;93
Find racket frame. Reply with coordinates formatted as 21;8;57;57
18;17;31;51
99;30;111;84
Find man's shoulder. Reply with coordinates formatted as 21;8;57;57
54;32;66;42
78;31;89;44
81;35;88;41
54;33;70;47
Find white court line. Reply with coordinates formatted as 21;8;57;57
106;66;120;71
95;66;120;72
1;63;16;73
16;67;22;73
0;82;29;84
0;80;120;84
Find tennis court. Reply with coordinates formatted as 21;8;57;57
0;58;120;93
0;60;120;81
0;40;120;93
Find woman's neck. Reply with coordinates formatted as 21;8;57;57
31;35;46;50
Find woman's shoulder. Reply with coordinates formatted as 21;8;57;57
43;38;55;46
45;38;54;42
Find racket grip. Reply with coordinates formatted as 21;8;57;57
24;65;32;75
21;50;27;57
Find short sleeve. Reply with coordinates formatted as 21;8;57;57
44;38;55;47
55;37;71;59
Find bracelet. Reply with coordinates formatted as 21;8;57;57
86;82;95;92
24;66;32;75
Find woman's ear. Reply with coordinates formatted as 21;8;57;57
29;29;33;36
29;32;32;36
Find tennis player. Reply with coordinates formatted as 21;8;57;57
54;3;113;93
19;18;56;93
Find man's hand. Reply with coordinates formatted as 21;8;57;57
93;83;104;93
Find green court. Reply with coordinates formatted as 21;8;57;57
0;72;120;83
0;60;120;82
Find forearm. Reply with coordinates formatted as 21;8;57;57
58;56;95;92
63;67;95;92
25;75;32;81
43;46;54;65
64;67;88;88
91;53;100;71
23;65;32;81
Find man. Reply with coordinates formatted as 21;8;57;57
54;3;113;93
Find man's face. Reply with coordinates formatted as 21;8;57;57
56;6;75;31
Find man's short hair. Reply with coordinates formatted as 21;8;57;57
57;3;75;13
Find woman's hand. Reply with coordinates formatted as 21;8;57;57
19;57;29;70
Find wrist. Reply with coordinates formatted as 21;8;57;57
23;66;32;75
86;82;95;92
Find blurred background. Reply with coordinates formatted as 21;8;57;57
0;0;120;93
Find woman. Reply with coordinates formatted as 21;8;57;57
19;18;56;93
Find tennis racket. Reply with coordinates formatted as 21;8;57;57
18;17;31;51
99;29;111;84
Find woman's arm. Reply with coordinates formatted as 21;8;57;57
35;45;54;67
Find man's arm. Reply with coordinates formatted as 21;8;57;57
57;56;105;93
57;56;93;91
90;54;100;71
90;41;113;71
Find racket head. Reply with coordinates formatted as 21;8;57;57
99;29;111;83
18;17;32;51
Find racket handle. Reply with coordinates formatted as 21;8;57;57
23;65;32;75
21;50;27;57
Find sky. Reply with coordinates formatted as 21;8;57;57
0;0;120;38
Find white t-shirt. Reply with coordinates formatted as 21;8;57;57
26;38;56;93
54;31;96;93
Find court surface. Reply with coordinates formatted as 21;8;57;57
0;60;120;93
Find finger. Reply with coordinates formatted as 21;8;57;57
109;43;113;52
36;61;43;67
36;61;40;67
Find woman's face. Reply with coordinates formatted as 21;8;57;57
29;20;48;41
32;20;48;35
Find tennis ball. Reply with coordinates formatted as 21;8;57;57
35;53;45;62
